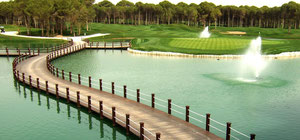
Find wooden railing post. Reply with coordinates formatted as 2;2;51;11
38;48;40;55
66;87;70;103
124;85;127;98
151;94;155;108
6;47;8;56
156;133;161;140
78;74;81;85
99;79;102;91
89;76;91;88
69;72;72;82
22;73;25;83
168;99;171;114
45;81;48;94
29;75;32;88
99;101;103;119
18;48;20;56
88;96;91;113
62;70;64;80
112;82;114;94
36;78;40;91
56;68;59;77
226;122;231;140
126;114;130;135
112;107;116;126
186;106;189;122
250;134;256;140
47;47;49;53
56;84;59;99
137;89;140;103
77;91;80;107
140;122;144;140
206;113;211;131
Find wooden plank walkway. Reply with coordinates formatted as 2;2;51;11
13;42;222;140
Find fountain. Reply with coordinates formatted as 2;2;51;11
240;36;266;80
199;26;211;38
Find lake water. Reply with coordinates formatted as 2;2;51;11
0;53;137;139
52;50;300;140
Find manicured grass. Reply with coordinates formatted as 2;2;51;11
2;23;300;54
84;24;300;55
0;34;67;49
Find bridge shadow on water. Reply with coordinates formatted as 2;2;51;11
13;79;138;140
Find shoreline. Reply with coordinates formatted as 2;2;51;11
128;48;300;60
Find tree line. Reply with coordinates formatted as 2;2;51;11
0;0;300;36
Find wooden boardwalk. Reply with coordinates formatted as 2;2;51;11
13;42;223;140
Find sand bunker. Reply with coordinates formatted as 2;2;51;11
221;31;247;35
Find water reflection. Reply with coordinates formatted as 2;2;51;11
14;80;137;140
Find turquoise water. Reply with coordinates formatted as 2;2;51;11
0;57;137;139
52;50;300;140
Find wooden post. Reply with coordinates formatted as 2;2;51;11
38;48;40;55
124;85;127;98
47;47;49;53
140;122;144;140
56;84;59;99
56;68;59;77
28;48;31;55
88;96;91;113
206;113;210;131
99;101;103;119
89;76;91;88
62;70;64;80
6;48;8;56
77;91;80;107
18;48;20;56
69;72;72;82
66;88;70;103
226;122;231;140
126;114;130;135
17;71;20;80
78;74;81;84
250;134;256;140
29;75;32;88
45;81;48;94
99;79;102;91
112;82;114;94
33;49;35;55
186;106;190;122
156;133;161;140
168;99;171;114
37;78;40;90
22;73;25;83
152;94;155;108
112;107;116;126
137;89;140;103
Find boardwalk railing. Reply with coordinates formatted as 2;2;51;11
44;43;256;140
1;43;72;56
86;41;131;49
1;41;130;56
12;45;159;140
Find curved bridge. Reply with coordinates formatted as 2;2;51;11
12;41;234;140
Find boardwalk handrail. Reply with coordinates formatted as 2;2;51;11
44;43;256;140
12;46;159;140
1;41;130;56
12;52;159;140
